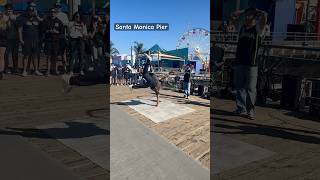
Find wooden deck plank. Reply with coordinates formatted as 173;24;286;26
0;74;109;179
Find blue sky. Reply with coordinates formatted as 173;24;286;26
111;0;210;55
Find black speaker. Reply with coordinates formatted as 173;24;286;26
287;24;306;40
287;24;306;33
280;75;301;110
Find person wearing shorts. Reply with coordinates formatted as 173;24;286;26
4;4;19;74
0;10;8;79
18;6;42;76
55;2;69;73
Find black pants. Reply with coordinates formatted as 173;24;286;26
70;38;85;72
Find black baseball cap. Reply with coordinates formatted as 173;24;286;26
4;4;13;10
245;7;257;15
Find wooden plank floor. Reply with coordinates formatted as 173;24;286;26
110;85;210;168
211;98;320;179
0;75;109;180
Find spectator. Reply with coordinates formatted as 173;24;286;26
18;6;43;76
4;3;19;74
55;2;69;73
117;65;123;85
68;12;87;75
44;8;64;75
88;15;105;64
231;8;267;119
0;10;8;79
183;65;192;99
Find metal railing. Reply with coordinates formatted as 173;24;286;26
212;31;320;62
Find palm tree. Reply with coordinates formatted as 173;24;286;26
110;41;120;57
133;41;146;66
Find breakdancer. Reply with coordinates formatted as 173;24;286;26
130;54;161;106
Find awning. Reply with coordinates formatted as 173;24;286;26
150;52;184;61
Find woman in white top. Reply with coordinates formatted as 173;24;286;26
68;12;87;75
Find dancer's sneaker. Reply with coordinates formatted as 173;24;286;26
128;84;133;93
80;70;85;76
62;74;72;93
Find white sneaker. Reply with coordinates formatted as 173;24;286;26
62;74;71;85
62;74;72;93
247;110;255;120
35;70;43;76
80;70;85;75
22;71;28;77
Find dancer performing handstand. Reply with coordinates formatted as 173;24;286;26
131;54;161;106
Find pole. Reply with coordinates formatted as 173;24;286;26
317;0;320;40
306;0;310;33
131;46;133;66
236;0;240;10
92;0;96;15
158;51;160;72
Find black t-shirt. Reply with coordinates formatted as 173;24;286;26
44;17;64;41
183;70;191;83
235;25;260;66
18;16;40;41
6;17;18;39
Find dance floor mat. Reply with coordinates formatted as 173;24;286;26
38;120;109;170
122;97;195;123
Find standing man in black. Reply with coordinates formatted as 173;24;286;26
44;8;64;75
183;65;192;99
231;8;267;119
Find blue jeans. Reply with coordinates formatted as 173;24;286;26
70;38;85;72
183;82;191;97
233;66;258;113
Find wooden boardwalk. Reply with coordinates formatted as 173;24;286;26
0;75;109;180
211;98;320;179
110;85;210;168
